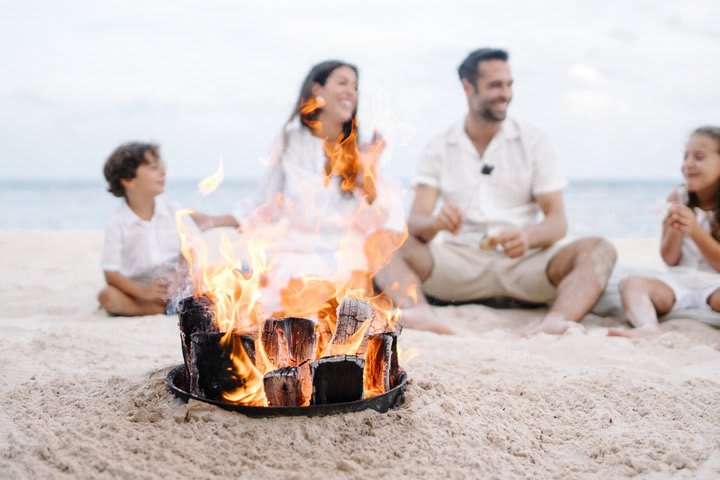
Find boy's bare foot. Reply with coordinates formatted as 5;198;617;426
607;326;660;338
399;305;454;335
525;313;586;336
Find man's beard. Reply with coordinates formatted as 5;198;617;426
480;105;507;123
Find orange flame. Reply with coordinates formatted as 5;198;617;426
173;102;415;405
198;157;224;196
398;346;419;364
220;332;267;406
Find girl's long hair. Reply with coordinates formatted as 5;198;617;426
686;126;720;240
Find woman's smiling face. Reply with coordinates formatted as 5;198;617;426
312;65;358;127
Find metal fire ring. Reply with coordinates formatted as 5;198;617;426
166;364;408;418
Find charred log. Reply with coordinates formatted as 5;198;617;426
177;294;219;392
327;298;374;355
261;317;316;368
310;355;365;405
364;329;401;395
190;331;255;399
263;363;312;407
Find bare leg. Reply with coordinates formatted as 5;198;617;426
374;236;454;334
607;276;675;337
527;237;617;335
706;289;720;350
98;285;166;316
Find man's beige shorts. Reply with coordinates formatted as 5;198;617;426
422;241;562;304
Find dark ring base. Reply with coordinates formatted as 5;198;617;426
166;364;407;417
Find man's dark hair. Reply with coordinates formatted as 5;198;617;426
103;142;159;197
457;48;509;86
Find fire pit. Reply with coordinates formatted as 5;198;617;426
167;294;408;417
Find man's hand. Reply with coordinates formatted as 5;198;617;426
496;228;530;258
666;203;700;236
432;202;464;234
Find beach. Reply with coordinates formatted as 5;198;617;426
1;230;719;479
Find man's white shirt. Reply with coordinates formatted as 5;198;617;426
414;117;566;247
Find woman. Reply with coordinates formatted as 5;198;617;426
233;60;450;334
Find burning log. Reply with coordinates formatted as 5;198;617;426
310;355;365;405
261;317;316;368
326;298;374;356
177;294;219;392
263;363;312;407
190;331;256;400
364;328;401;395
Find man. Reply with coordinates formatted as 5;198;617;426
380;48;617;335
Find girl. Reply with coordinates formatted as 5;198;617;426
609;126;720;345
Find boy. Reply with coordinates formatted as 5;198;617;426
98;142;238;316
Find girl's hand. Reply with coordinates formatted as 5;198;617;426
667;203;700;236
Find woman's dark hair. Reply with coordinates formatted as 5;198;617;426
686;126;720;239
286;60;359;142
284;60;376;202
103;142;159;197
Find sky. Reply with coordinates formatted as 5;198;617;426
1;0;719;182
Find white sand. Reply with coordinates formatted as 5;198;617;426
1;230;719;479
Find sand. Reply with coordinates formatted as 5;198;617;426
1;230;719;479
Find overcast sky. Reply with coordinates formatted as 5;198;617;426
1;0;719;182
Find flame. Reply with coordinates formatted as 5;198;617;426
220;332;267;406
398;346;419;364
174;102;417;405
198;157;224;196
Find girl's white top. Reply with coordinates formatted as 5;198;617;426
675;186;717;273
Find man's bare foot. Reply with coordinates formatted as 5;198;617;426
607;326;660;338
399;305;454;335
525;318;585;336
525;312;586;336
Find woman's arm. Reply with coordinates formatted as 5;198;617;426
189;212;241;232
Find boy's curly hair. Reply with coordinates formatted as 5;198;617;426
103;142;159;197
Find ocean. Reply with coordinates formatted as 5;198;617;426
0;179;676;238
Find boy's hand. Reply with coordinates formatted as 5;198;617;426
667;203;700;236
496;228;530;258
433;202;464;234
142;278;168;304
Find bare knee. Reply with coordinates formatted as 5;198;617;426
577;237;617;280
399;235;433;279
708;289;720;312
98;286;123;315
619;276;649;298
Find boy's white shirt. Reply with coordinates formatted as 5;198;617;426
100;195;183;279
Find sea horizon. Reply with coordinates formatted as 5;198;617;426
0;178;678;237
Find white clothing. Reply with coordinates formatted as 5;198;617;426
100;196;183;280
662;267;720;312
414;117;566;248
660;190;720;310
678;205;716;273
233;125;406;309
